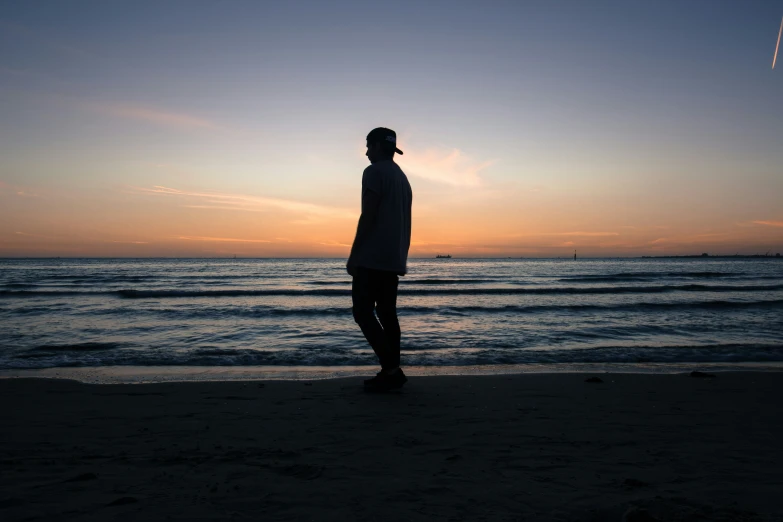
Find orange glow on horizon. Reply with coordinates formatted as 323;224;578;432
2;170;782;258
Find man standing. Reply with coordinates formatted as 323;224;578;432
347;127;412;391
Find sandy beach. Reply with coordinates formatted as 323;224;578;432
1;372;781;521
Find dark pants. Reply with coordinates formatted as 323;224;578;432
351;266;401;370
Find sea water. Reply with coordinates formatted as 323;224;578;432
1;258;782;371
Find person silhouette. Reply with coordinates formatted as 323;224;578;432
347;128;413;391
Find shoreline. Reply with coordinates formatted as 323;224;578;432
1;372;781;520
1;361;782;384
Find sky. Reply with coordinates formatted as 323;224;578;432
1;0;782;258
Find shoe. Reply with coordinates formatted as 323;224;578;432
386;368;407;389
363;371;385;388
364;368;408;391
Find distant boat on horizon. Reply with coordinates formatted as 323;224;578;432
435;254;452;259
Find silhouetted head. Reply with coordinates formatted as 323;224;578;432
366;127;403;164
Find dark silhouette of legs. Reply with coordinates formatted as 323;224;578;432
375;292;400;369
351;267;400;370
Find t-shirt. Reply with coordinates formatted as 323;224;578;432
353;159;412;275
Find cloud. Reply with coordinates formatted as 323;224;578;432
176;236;272;243
410;240;462;247
317;240;352;247
131;185;354;221
0;182;43;198
399;148;493;187
15;231;57;239
505;231;620;238
753;220;783;228
182;205;271;212
550;231;619;237
686;232;730;240
16;190;42;198
93;104;219;130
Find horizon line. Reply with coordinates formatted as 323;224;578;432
1;254;781;260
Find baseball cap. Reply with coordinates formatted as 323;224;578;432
366;127;403;155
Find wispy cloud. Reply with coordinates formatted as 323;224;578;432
505;231;620;238
131;185;354;221
15;231;57;239
686;232;731;240
182;205;271;212
400;148;493;187
753;220;783;228
550;231;619;237
93;104;219;131
0;182;43;198
176;236;272;243
16;190;42;198
410;240;463;247
317;240;352;247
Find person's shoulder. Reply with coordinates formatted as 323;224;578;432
392;162;410;183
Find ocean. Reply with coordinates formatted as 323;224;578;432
1;258;782;373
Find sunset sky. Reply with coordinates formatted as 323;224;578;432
1;0;782;258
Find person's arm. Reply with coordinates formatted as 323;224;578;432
346;188;381;275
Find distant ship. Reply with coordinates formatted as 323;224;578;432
435;254;452;259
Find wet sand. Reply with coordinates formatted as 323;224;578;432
1;372;781;521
